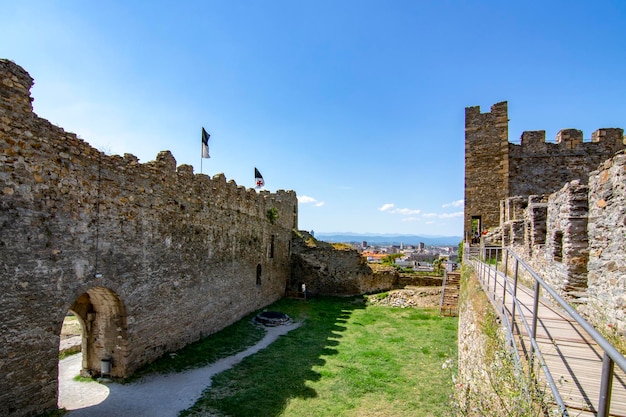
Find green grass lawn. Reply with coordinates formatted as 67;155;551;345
178;296;458;417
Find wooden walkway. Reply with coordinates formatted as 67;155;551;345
476;263;626;416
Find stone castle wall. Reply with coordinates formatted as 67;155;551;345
0;59;297;417
289;231;396;296
503;181;590;298
508;128;623;197
464;102;509;238
464;101;624;239
500;154;626;333
586;153;626;333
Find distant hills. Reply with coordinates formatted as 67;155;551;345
314;233;462;246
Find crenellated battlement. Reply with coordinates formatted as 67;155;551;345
517;127;624;153
0;59;297;231
464;100;626;238
1;60;298;416
464;101;509;134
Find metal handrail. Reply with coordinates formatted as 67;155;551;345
471;253;569;415
469;244;626;417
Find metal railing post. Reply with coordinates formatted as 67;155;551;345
529;280;541;376
511;258;519;326
597;352;615;417
486;248;491;288
502;249;509;305
474;247;626;417
488;248;492;289
493;248;499;294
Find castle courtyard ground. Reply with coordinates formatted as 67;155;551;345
59;323;302;417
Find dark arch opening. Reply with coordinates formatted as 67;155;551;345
64;287;129;378
256;264;262;286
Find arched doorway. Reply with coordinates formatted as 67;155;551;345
67;287;129;378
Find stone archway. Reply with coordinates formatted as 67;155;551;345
68;287;129;378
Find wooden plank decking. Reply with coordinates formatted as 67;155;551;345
476;263;626;417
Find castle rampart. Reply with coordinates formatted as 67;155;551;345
586;153;626;333
464;101;625;239
0;59;297;417
508;127;623;197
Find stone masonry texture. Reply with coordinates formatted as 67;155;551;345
464;102;510;239
464;101;624;239
289;231;396;296
0;59;297;417
586;153;626;334
476;101;626;333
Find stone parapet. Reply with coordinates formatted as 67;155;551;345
0;60;297;417
587;152;626;335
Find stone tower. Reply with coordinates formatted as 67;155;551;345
463;101;509;239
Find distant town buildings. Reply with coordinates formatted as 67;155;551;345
359;242;459;271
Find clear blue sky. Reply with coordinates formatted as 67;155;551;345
2;1;625;237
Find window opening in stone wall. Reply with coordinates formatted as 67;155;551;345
471;216;481;244
525;220;532;257
553;231;564;262
256;264;262;286
269;235;275;259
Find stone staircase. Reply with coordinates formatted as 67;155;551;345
439;271;461;316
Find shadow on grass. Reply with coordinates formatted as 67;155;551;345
181;296;366;417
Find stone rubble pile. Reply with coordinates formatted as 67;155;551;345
369;288;442;308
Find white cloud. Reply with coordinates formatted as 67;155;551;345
401;217;420;222
379;203;420;216
299;195;325;206
395;208;421;216
440;211;463;218
422;211;463;219
442;199;464;208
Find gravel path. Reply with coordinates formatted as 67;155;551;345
59;322;301;417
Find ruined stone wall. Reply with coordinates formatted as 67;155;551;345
523;195;548;256
500;196;526;247
290;231;396;296
464;102;509;238
506;182;590;298
503;154;626;334
586;152;626;335
0;59;297;417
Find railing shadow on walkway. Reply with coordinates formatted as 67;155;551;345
466;244;626;417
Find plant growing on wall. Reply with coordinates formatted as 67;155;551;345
267;208;279;224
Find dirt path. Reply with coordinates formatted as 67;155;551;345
60;322;301;417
